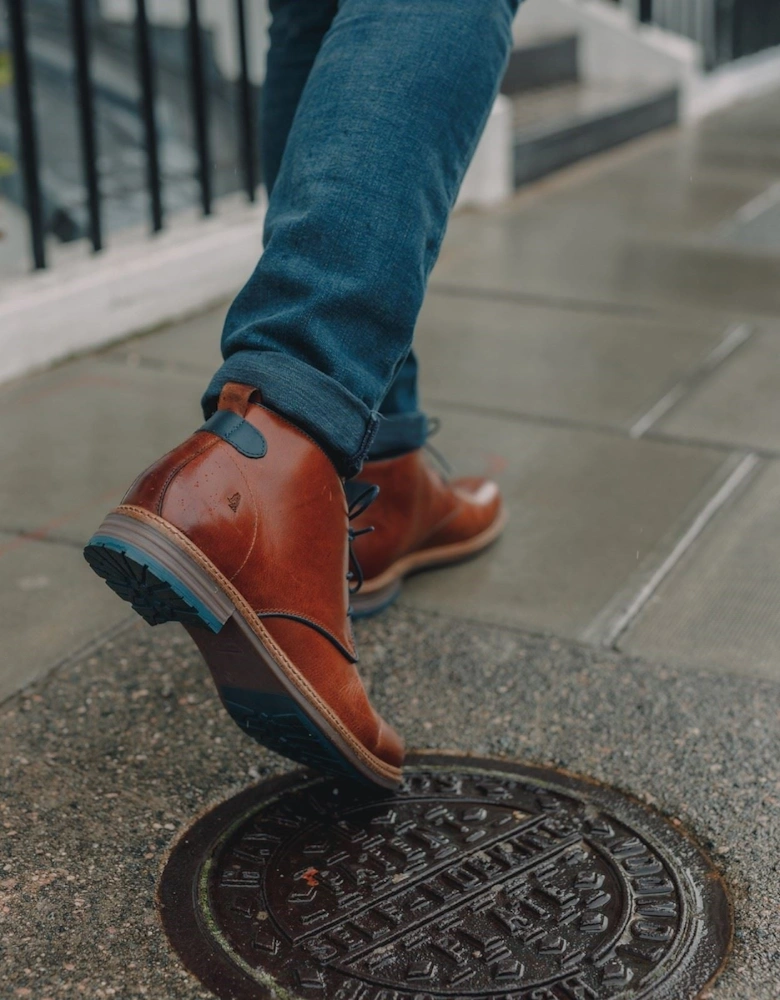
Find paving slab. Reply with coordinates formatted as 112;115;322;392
688;131;780;177
0;531;131;703
659;326;780;453
622;459;780;680
430;111;780;321
415;293;725;429
528;135;780;238
397;408;725;638
0;359;206;544
0;610;777;997
107;302;228;376
698;88;780;145
431;195;780;319
615;240;780;318
716;200;780;254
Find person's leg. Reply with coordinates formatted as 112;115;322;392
87;0;521;787
264;0;429;463
261;0;338;199
259;0;505;620
204;0;522;477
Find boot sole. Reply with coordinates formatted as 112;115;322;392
351;506;508;619
83;508;402;790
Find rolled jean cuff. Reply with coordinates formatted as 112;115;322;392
201;351;378;479
369;411;429;460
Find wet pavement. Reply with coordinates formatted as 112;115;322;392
2;89;780;996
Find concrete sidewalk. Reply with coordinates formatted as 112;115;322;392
2;90;780;996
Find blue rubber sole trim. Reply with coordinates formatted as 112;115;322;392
221;687;365;783
84;534;225;633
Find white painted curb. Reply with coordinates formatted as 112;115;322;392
0;196;266;386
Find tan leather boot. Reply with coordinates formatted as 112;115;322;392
349;448;506;616
83;383;403;788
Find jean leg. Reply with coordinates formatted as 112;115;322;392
262;0;338;199
370;352;429;458
267;0;426;462
204;0;522;477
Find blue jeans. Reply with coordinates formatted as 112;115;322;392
203;0;520;477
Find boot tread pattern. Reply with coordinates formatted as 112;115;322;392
84;541;207;629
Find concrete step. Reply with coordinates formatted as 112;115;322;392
513;81;680;188
501;32;579;94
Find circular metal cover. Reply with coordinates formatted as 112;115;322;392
159;754;731;999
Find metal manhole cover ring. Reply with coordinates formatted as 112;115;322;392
159;753;731;1000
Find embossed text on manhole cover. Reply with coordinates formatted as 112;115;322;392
159;754;731;999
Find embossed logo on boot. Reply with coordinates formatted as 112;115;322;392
227;492;241;513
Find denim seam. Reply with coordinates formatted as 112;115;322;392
348;412;380;474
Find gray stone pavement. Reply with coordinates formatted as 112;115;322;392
2;91;780;996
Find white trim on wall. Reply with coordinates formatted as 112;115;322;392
0;195;266;387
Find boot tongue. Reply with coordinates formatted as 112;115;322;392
217;382;260;417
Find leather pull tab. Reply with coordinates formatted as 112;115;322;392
217;382;259;417
200;410;267;458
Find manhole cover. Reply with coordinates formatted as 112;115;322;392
159;754;731;999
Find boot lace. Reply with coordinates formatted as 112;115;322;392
343;418;447;613
346;483;379;601
424;416;452;479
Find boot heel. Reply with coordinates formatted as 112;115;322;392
84;512;234;633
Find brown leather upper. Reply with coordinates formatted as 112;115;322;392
351;449;502;582
122;382;403;769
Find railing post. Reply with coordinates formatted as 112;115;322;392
69;0;103;253
715;0;736;65
701;0;720;70
187;0;212;216
8;0;46;270
639;0;654;23
134;0;164;233
235;0;257;203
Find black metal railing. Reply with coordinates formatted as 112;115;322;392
70;0;101;252
635;0;780;69
135;0;163;235
187;0;211;217
7;0;44;268
3;0;260;271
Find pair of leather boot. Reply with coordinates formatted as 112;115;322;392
84;384;504;788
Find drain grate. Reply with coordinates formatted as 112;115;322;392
159;754;731;999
